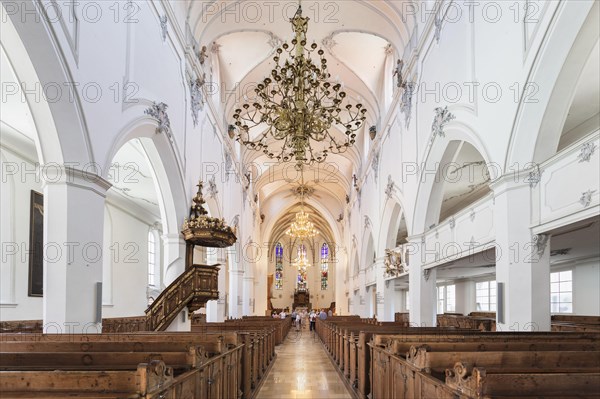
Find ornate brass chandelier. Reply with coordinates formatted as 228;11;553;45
232;4;367;166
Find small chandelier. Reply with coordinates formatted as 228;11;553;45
286;210;318;239
292;250;311;270
233;4;367;166
285;166;319;239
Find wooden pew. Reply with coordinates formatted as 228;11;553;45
551;314;600;332
0;342;245;399
369;332;600;399
446;365;600;398
315;318;475;398
0;359;172;398
0;331;256;398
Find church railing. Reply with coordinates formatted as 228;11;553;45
144;263;220;331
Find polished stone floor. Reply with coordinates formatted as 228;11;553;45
256;326;353;399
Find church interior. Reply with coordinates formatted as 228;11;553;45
1;0;599;397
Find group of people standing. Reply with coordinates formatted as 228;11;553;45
271;308;333;331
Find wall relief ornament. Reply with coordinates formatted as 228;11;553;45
210;41;221;54
206;176;218;199
189;76;205;127
364;216;371;230
267;32;282;49
198;45;208;65
578;142;597;163
224;150;233;182
431;106;455;138
434;14;442;43
372;152;380;183
526;165;543;188
423;269;431;281
400;82;415;128
321;33;336;50
385;175;396;199
580;189;596;207
393;59;404;89
533;234;550;259
449;216;456;229
469;208;476;222
145;102;172;140
384;248;406;277
160;15;168;41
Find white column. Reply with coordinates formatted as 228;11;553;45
454;280;476;315
375;260;388;320
492;175;551;331
383;279;396;321
162;234;185;285
358;269;367;316
334;248;347;315
42;167;111;333
408;236;437;326
243;276;254;315
215;251;228;321
229;269;244;318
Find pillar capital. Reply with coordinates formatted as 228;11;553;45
41;165;112;196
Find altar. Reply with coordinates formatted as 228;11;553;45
293;289;311;309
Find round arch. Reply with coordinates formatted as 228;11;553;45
377;192;411;256
360;229;375;271
412;123;492;235
105;117;188;237
506;1;598;166
2;3;91;166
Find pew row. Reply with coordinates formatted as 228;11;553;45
370;332;600;399
0;320;287;399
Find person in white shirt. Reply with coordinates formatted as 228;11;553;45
309;310;316;331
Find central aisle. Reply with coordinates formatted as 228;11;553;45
256;326;353;399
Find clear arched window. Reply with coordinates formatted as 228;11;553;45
321;243;329;290
148;231;156;286
275;242;283;290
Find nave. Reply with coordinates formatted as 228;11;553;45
256;326;352;399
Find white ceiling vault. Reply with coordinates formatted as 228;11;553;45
186;0;416;243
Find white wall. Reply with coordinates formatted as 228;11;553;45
101;203;152;318
0;147;43;321
572;261;600;316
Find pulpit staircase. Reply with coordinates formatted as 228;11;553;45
144;263;220;331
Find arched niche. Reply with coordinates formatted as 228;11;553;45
557;39;599;151
361;231;375;270
102;136;172;316
424;141;491;228
105;119;187;237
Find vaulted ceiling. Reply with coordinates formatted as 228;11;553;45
186;0;416;242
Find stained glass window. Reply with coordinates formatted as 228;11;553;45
297;244;308;291
275;243;283;290
321;243;329;290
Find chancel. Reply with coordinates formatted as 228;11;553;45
1;0;599;398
